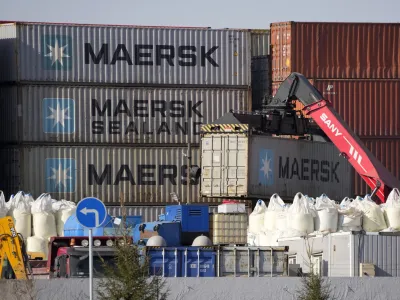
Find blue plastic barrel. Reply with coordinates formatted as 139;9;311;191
63;215;84;237
83;214;113;236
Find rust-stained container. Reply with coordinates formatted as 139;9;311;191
272;79;400;136
0;85;250;145
270;21;400;81
0;145;248;205
354;139;400;197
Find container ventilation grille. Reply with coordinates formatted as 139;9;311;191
189;209;202;216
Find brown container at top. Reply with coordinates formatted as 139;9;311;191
270;21;400;81
272;79;400;137
354;139;400;197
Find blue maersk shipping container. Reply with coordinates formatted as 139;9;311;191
146;247;216;277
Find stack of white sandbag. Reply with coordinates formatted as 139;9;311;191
284;192;316;238
52;200;77;236
247;199;266;246
28;193;57;259
382;188;400;231
314;194;339;234
6;191;34;240
356;195;387;232
337;197;363;232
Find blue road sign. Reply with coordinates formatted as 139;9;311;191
76;197;107;229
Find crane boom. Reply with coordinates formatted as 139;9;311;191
270;72;400;203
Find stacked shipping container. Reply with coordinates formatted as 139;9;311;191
270;21;400;196
0;22;270;206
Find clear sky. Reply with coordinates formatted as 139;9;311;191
1;0;399;28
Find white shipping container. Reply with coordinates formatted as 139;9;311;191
0;85;250;144
0;23;251;86
200;133;353;201
0;145;251;205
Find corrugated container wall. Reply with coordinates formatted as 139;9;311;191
0;85;250;145
353;233;400;277
270;21;400;81
0;145;252;205
354;139;400;196
251;56;271;111
200;134;353;201
0;23;251;87
250;30;270;56
272;80;400;137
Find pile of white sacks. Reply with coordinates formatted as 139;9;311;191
248;188;400;246
0;191;76;259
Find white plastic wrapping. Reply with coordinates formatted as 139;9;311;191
286;192;315;237
0;191;8;218
53;200;77;236
382;188;400;230
248;199;266;234
247;231;258;246
338;197;363;232
314;194;338;233
358;195;386;232
264;193;286;231
27;236;49;260
7;191;33;239
32;193;57;239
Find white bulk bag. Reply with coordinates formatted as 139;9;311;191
27;236;49;260
7;191;33;239
31;193;57;239
53;200;77;236
247;231;258;246
314;194;339;233
287;192;314;236
0;191;8;218
338;197;362;232
249;200;267;234
358;195;387;232
264;193;286;231
383;188;400;230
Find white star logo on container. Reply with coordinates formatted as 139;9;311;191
44;39;70;66
260;153;272;180
46;102;71;128
47;163;72;188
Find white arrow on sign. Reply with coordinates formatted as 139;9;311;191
80;207;100;227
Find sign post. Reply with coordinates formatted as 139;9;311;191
76;197;107;300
